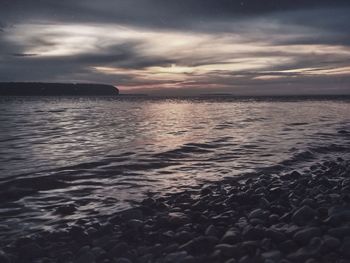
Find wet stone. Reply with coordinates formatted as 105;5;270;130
205;224;218;237
341;237;350;257
293;227;321;245
127;219;143;230
75;251;96;263
168;212;189;226
179;236;218;254
279;240;298;254
261;250;282;262
18;242;44;260
214;244;239;258
108;242;129;258
328;226;350;238
265;229;287;243
268;214;279;224
115;258;132;263
121;208;143;221
248;209;268;220
321;236;341;253
0;250;10;263
325;206;350;225
175;231;194;243
242;227;265;241
221;229;241;244
164;251;188;263
292;205;317;225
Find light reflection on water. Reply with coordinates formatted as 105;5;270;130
0;96;350;239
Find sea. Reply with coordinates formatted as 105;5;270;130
1;95;350;242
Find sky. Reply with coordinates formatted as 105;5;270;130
1;0;350;95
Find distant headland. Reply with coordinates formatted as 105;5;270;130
0;82;119;96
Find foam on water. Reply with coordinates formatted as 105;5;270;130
0;96;350;240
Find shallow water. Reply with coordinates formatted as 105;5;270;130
1;96;350;240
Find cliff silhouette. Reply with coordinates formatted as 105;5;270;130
0;82;119;96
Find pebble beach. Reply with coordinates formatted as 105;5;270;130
2;158;350;263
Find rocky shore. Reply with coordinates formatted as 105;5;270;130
2;158;350;263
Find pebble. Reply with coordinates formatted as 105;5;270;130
121;208;143;220
18;242;44;260
292;205;317;225
248;209;267;220
0;250;10;263
205;224;218;237
179;236;218;254
242;227;265;240
328;226;350;238
293;227;321;245
115;258;132;263
127;219;143;230
75;251;96;263
341;237;350;257
221;229;241;244
325;206;350;225
261;250;282;261
265;229;287;243
164;251;188;263
168;212;189;226
279;240;298;254
214;244;239;257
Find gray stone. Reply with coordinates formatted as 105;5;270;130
127;219;143;230
168;212;189;226
288;237;322;261
115;258;132;263
0;250;10;263
19;242;44;260
248;209;267;220
328;226;350;238
215;244;239;257
293;227;321;245
75;251;96;263
164;251;188;263
292;205;316;225
221;229;241;244
341;237;350;257
91;247;105;258
121;208;143;220
179;236;218;254
108;242;129;258
261;250;282;261
325;206;350;225
265;229;287;242
321;236;341;253
279;240;298;254
242;227;265;240
205;224;218;237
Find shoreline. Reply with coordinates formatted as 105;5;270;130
2;158;350;263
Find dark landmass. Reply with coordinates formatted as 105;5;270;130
2;158;350;263
0;82;119;96
118;94;149;97
199;93;234;96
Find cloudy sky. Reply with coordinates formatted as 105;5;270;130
1;0;350;95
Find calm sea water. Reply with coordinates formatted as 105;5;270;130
1;96;350;240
